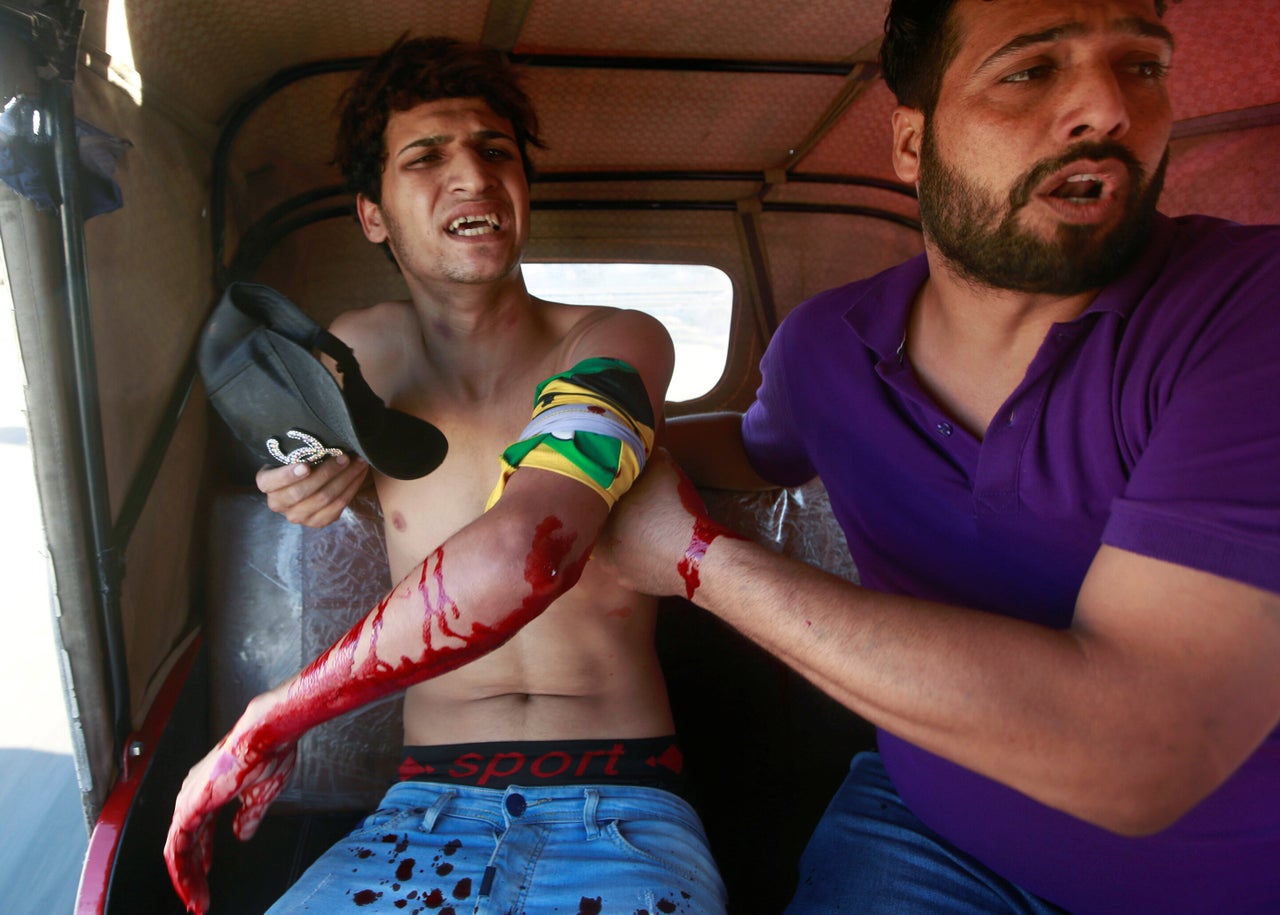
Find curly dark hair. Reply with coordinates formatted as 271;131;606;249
334;35;544;203
880;0;1169;115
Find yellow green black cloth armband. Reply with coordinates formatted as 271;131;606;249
485;357;656;509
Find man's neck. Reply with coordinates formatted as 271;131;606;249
410;273;547;399
906;248;1100;437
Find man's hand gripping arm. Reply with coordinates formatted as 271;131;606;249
599;451;1280;838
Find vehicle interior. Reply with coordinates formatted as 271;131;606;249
0;0;1276;912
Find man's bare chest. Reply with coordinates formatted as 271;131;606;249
374;401;540;574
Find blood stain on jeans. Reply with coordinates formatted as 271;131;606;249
396;857;415;881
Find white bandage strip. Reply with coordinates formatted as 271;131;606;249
518;403;648;472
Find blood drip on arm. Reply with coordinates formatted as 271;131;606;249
674;474;744;600
167;515;588;914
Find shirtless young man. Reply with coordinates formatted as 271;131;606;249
165;36;726;915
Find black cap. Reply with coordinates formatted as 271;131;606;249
197;282;447;480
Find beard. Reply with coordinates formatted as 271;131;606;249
916;127;1168;295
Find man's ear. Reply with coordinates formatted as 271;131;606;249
891;106;925;185
356;193;388;244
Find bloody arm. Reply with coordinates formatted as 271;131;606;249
164;472;606;914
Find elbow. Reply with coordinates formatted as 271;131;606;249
487;508;594;612
1093;795;1195;838
1074;752;1230;837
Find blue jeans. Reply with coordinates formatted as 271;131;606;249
267;780;727;914
785;753;1068;914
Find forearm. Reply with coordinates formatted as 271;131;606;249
239;493;599;753
688;534;1270;835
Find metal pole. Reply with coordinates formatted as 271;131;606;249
47;74;132;762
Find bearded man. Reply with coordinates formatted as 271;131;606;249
596;1;1280;912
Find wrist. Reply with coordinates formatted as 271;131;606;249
233;686;294;754
676;515;745;600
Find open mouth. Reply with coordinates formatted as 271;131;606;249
1047;173;1107;203
446;214;502;237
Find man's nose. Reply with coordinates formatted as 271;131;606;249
1060;63;1132;142
449;149;498;193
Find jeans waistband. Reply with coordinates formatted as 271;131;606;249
378;779;706;835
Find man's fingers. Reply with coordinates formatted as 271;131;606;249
165;817;213;915
256;459;315;495
257;453;356;498
292;458;368;527
258;455;367;525
231;744;296;841
231;768;289;840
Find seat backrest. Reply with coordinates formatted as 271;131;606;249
207;489;399;811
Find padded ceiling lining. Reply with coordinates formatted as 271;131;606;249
87;0;1270;256
516;0;885;59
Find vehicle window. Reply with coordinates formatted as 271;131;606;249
523;263;733;402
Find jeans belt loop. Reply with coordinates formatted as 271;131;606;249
421;788;457;833
583;787;602;839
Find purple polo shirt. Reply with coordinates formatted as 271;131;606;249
742;214;1280;913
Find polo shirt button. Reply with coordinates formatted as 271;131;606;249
936;422;953;437
505;793;527;817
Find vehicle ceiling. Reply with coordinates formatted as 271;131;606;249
66;0;1280;235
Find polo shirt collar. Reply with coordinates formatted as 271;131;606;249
842;213;1177;363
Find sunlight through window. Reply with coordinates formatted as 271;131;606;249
523;263;733;402
104;0;143;104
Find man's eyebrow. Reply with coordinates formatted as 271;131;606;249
397;134;450;156
397;128;517;157
975;17;1175;75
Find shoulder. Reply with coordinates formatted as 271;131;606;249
782;255;922;338
1131;216;1280;338
539;301;675;406
543;301;673;368
1154;215;1280;291
324;300;419;392
328;300;417;361
769;257;919;374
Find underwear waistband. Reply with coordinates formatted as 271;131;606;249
397;736;686;795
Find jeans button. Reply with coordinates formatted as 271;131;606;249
505;792;527;817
